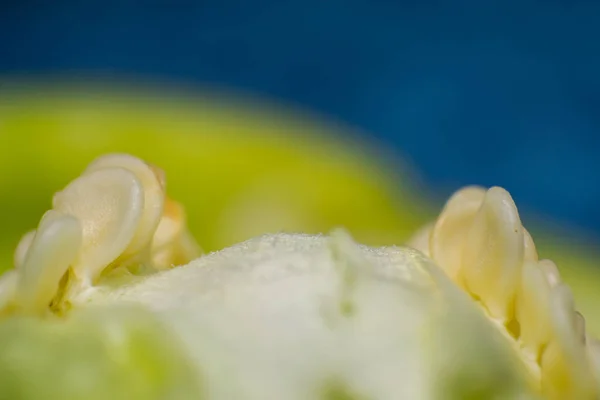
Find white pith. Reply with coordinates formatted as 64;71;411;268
0;153;597;399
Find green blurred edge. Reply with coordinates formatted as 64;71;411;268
0;76;598;334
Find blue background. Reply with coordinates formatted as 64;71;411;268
1;1;599;233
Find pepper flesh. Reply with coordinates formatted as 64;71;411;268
0;154;597;400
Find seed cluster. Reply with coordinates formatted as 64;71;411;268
408;186;600;398
0;153;598;399
0;154;201;315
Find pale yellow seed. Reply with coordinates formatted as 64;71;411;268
13;230;36;269
16;210;82;314
461;187;524;321
430;186;486;280
84;153;166;256
53;167;144;284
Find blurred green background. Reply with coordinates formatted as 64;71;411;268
1;82;599;335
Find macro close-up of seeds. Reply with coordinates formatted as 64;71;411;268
0;153;597;400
